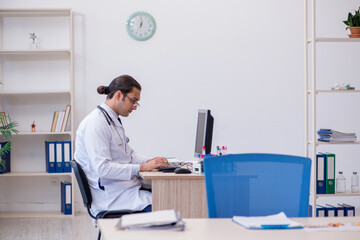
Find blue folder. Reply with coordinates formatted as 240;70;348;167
55;142;63;172
316;153;326;194
61;181;72;215
63;141;72;173
316;205;327;217
336;204;345;217
45;141;56;173
339;203;355;217
325;204;336;217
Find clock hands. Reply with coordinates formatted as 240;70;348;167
139;16;143;28
135;16;143;34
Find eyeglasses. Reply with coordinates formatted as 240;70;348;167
126;95;140;108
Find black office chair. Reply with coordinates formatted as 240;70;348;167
70;159;143;240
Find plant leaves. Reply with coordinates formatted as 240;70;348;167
0;142;11;171
0;120;19;139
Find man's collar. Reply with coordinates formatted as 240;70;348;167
100;103;122;126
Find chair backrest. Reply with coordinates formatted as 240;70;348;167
203;153;311;218
70;159;92;208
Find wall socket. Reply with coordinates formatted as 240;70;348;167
50;177;59;186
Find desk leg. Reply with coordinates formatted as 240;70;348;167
151;179;208;218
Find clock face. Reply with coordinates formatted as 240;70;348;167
126;12;156;41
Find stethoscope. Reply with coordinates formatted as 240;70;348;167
97;105;117;125
97;105;130;191
97;105;130;146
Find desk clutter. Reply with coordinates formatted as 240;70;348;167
232;211;360;232
115;210;185;231
192;145;228;174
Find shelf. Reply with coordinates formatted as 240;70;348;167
0;211;72;218
0;49;71;54
307;90;360;94
11;131;72;136
315;141;360;145
308;141;360;145
0;171;72;177
316;191;360;197
316;90;360;93
0;91;71;96
0;9;72;16
307;38;360;43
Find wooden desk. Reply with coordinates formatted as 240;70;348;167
98;217;360;240
139;172;207;218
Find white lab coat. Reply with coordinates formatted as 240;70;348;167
74;103;151;215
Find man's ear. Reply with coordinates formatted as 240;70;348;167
115;90;123;101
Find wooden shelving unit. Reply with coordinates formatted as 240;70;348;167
0;9;74;218
304;1;360;217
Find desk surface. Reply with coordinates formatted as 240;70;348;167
98;217;360;240
140;171;204;180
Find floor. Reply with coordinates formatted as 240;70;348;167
0;213;98;240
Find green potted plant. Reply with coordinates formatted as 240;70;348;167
0;83;19;173
344;7;360;38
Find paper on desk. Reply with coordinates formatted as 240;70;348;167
232;212;303;229
116;209;185;231
304;223;360;232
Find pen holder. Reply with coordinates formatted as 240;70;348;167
195;154;216;174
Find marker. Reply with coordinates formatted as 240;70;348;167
261;224;289;229
328;223;343;227
202;146;206;155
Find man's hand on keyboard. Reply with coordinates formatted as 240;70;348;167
140;157;169;172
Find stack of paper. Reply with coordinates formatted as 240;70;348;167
317;129;357;143
232;212;303;229
115;210;185;231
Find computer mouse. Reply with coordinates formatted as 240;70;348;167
174;167;192;174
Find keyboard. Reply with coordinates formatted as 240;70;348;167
157;161;183;172
157;167;177;172
168;162;181;167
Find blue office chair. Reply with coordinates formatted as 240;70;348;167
203;153;311;218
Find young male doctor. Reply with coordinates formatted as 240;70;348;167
74;75;169;214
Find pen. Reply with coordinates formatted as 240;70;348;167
261;224;289;229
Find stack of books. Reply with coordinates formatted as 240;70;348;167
317;129;357;143
51;105;71;132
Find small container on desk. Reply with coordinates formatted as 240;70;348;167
193;154;216;174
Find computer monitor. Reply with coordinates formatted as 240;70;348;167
194;109;214;157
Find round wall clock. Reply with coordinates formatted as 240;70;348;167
126;12;156;41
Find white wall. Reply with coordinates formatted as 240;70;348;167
1;0;360;213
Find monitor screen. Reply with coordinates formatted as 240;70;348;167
194;109;214;157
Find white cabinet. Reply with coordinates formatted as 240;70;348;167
304;1;360;217
0;9;74;217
